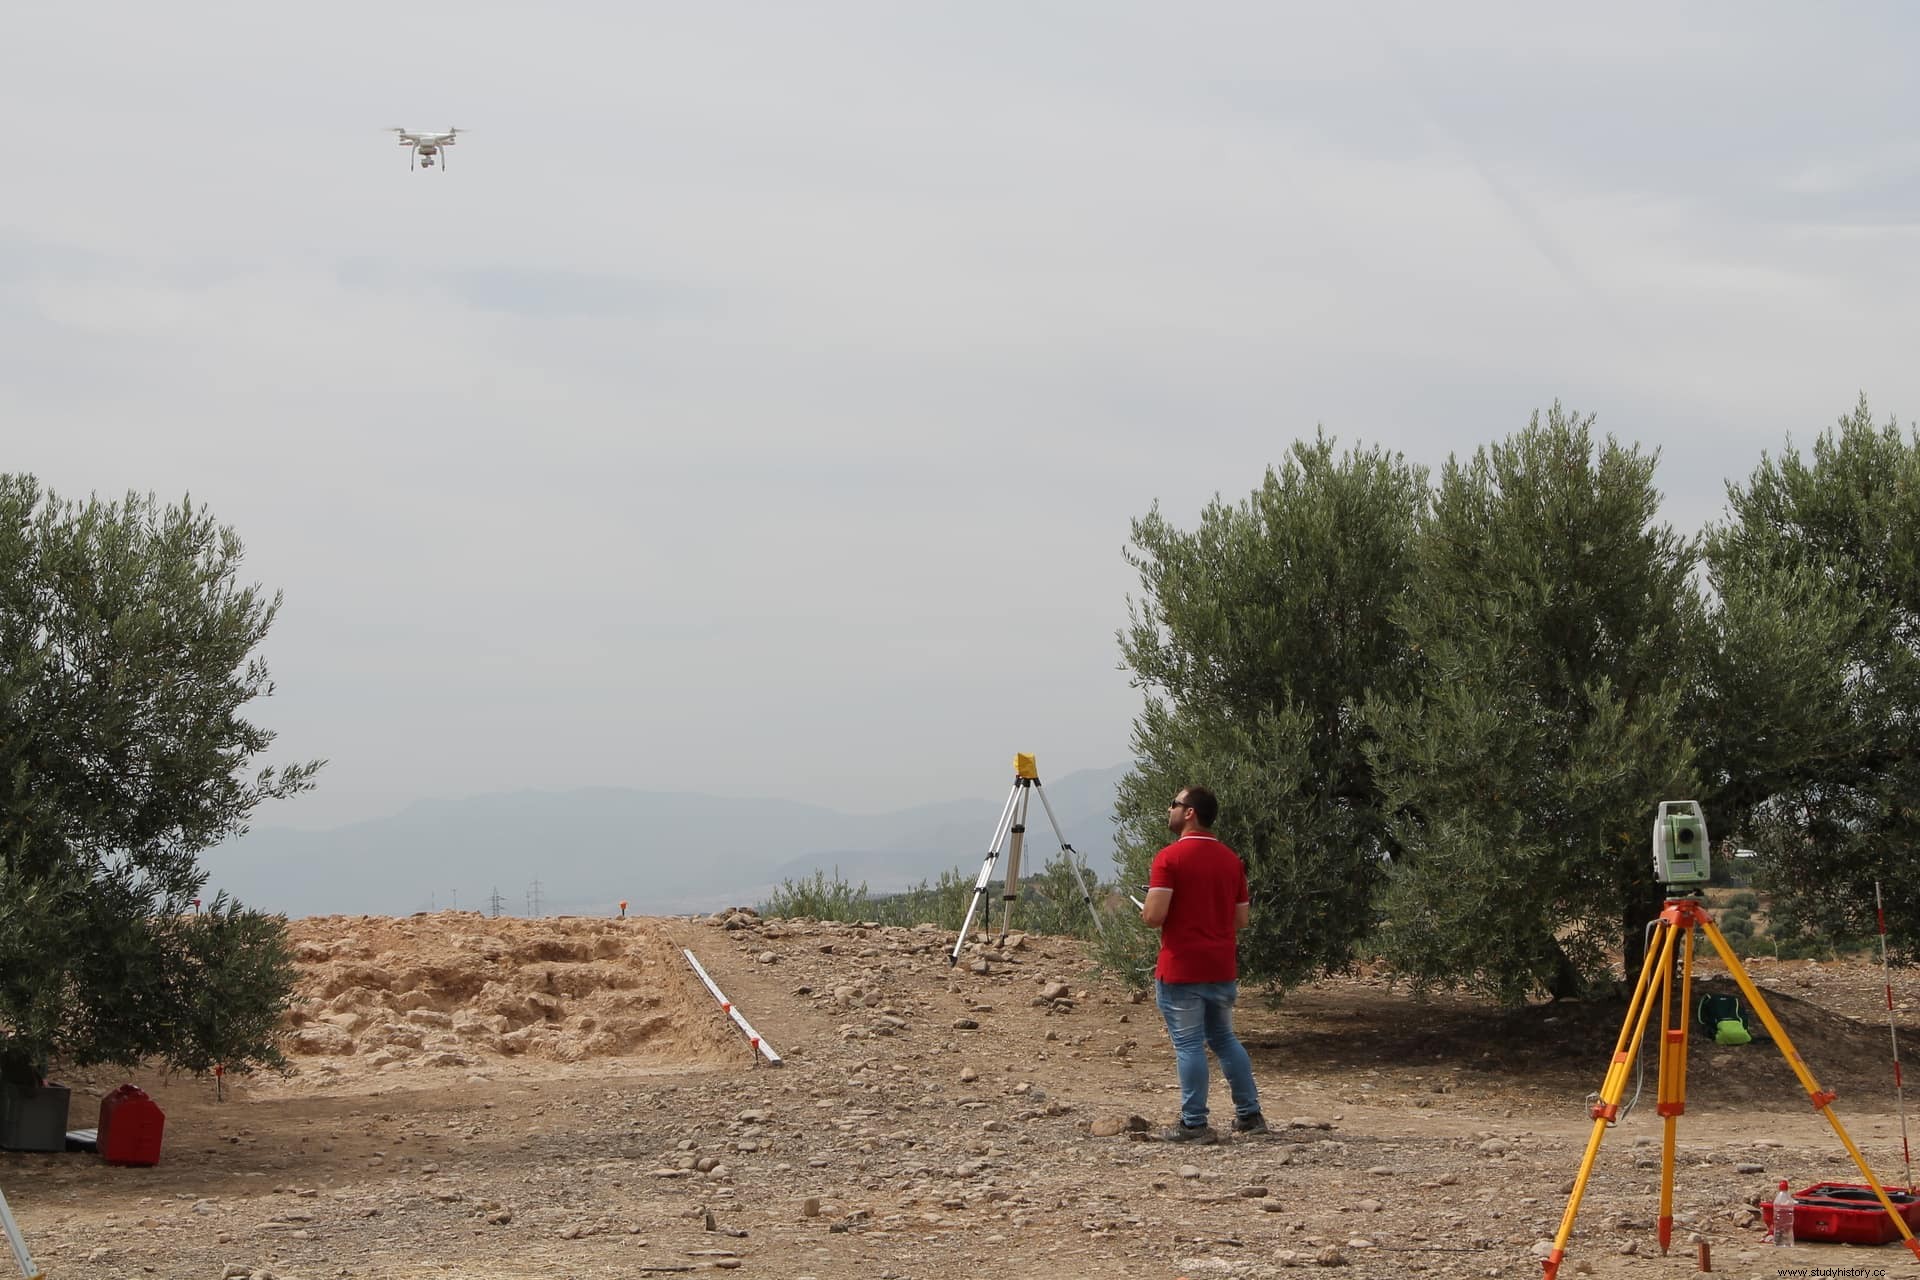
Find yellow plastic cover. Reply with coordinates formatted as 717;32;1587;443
1014;752;1038;779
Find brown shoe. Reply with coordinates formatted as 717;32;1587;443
1155;1123;1219;1145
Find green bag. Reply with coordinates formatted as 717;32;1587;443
1714;1018;1752;1046
1698;992;1752;1044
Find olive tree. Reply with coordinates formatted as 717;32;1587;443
0;476;320;1085
1366;407;1701;1001
1118;435;1428;987
1704;398;1920;956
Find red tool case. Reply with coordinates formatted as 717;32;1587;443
1762;1183;1920;1245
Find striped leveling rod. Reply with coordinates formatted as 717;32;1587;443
683;948;784;1067
1876;880;1913;1191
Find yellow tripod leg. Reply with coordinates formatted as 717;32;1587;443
1543;919;1679;1280
1693;911;1920;1262
1656;925;1697;1253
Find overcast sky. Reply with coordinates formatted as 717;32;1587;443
4;4;1916;829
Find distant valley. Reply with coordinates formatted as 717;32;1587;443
199;763;1133;918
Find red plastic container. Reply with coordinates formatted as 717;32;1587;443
1762;1183;1920;1245
96;1084;165;1167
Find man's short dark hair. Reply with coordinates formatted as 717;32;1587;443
1182;785;1219;828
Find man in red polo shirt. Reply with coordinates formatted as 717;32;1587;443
1140;784;1264;1143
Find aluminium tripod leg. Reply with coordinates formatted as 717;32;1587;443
1030;779;1106;936
1693;913;1920;1261
1543;919;1681;1280
950;782;1022;966
0;1187;41;1280
995;785;1030;946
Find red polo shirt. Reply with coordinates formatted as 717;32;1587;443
1149;833;1248;983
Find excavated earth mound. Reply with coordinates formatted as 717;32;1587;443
276;912;744;1087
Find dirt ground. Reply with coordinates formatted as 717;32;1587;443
10;909;1920;1280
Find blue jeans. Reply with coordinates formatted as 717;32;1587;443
1155;979;1261;1130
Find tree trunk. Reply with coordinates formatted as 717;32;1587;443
1548;943;1584;1001
1621;876;1668;984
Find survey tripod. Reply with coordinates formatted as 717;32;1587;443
1542;893;1920;1278
0;1184;41;1280
948;754;1105;966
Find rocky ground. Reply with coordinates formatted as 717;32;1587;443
9;909;1920;1280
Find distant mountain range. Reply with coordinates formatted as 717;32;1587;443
198;762;1134;918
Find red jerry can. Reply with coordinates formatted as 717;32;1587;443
97;1084;165;1166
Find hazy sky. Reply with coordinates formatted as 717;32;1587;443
4;4;1916;829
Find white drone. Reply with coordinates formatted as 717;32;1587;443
388;127;462;171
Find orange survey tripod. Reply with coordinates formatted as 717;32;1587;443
1543;894;1920;1279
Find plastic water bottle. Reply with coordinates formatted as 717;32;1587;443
1772;1180;1796;1247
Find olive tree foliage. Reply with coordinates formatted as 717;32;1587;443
1364;407;1701;1002
0;477;320;1085
1117;435;1428;987
1704;398;1920;956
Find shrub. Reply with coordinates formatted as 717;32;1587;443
1087;908;1158;993
853;869;967;931
760;869;872;922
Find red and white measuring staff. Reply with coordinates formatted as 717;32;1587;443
683;948;783;1067
1876;880;1913;1192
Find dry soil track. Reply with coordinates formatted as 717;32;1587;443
8;909;1920;1280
